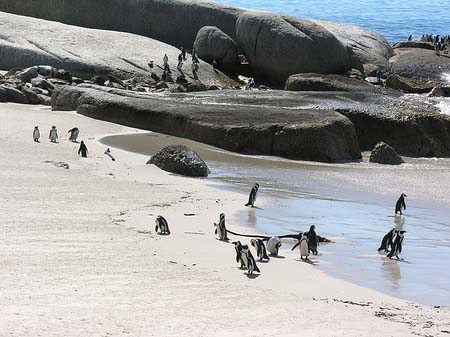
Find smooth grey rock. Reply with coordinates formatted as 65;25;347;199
21;86;40;104
37;65;57;77
285;73;379;92
38;94;51;105
0;86;7;102
185;81;207;92
429;86;450;97
147;145;210;177
55;69;72;83
369;142;404;165
236;13;353;83
91;76;106;86
156;81;169;89
386;74;434;94
31;77;55;90
15;66;39;83
392;41;435;50
1;85;29;104
193;26;239;68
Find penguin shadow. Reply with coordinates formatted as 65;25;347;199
136;230;152;235
248;206;264;210
258;259;270;264
269;255;285;259
245;273;261;279
294;258;316;265
388;257;412;264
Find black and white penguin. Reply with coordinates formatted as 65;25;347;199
250;239;270;261
155;215;171;235
266;236;282;256
292;232;309;260
245;183;260;207
395;193;407;215
214;213;229;241
378;228;396;252
241;244;260;275
68;127;79;142
306;225;318;255
387;230;406;259
232;241;246;269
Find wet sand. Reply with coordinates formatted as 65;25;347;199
101;131;450;306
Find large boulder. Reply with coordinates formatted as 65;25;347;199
21;86;40;104
236;13;354;84
193;26;239;68
147;145;210;177
392;41;435;50
369;142;404;165
31;78;55;91
0;85;29;104
15;66;39;83
285;73;379;92
386;74;434;94
0;11;238;88
0;86;7;102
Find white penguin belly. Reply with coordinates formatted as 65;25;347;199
300;240;309;257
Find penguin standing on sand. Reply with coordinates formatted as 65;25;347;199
155;215;171;235
395;193;407;215
241;244;260;275
232;241;246;269
292;232;309;260
245;183;260;207
306;225;318;255
387;230;406;259
378;228;396;253
214;213;229;241
266;236;282;256
251;239;270;261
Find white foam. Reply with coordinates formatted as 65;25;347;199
437;99;450;116
442;72;450;83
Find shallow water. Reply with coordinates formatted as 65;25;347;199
101;132;450;306
215;0;450;42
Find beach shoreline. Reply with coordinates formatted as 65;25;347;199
1;102;449;336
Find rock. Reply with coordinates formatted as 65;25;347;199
346;69;365;80
72;77;84;85
193;26;239;68
1;85;29;104
156;81;169;90
185;81;207;92
31;77;55;90
285;73;379;92
21;86;40;104
390;48;450;82
170;85;187;93
151;72;161;82
91;76;106;86
236;13;353;83
0;86;6;102
37;94;51;105
363;63;381;77
176;76;189;85
392;41;435;50
15;66;39;83
369;142;404;165
28;87;43;95
386;74;434;94
51;84;362;162
0;11;238;88
365;77;383;85
37;65;57;77
429;86;450;97
134;86;146;92
147;145;210;177
207;85;220;91
55;69;72;83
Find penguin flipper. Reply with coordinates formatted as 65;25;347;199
291;241;300;251
155;225;158;233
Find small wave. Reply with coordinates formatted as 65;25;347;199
442;72;450;83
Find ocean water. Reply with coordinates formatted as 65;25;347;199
215;0;450;42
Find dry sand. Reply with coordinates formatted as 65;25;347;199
1;103;449;336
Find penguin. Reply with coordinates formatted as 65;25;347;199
266;236;282;256
155;215;171;235
245;183;260;207
241;244;260;275
395;193;407;215
387;230;406;259
378;228;396;252
250;239;270;261
214;213;229;241
306;225;318;255
68;127;79;142
232;241;246;268
292;232;309;260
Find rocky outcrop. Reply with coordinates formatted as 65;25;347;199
369;142;404;165
147;145;210;177
390;48;450;82
429;86;450;97
285;73;379;92
51;85;362;163
0;11;238;87
392;41;435;50
386;74;434;94
236;13;353;84
0;85;29;104
193;26;239;68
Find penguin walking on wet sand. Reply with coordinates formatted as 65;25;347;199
232;241;246;269
266;236;282;256
292;232;309;260
245;183;259;207
387;230;406;259
378;228;397;253
241;244;260;275
155;215;171;235
395;193;407;215
214;213;229;241
306;225;318;255
251;239;270;261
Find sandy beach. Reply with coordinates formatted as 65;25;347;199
1;102;449;336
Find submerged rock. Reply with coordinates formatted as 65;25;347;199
147;145;210;177
369;142;404;165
